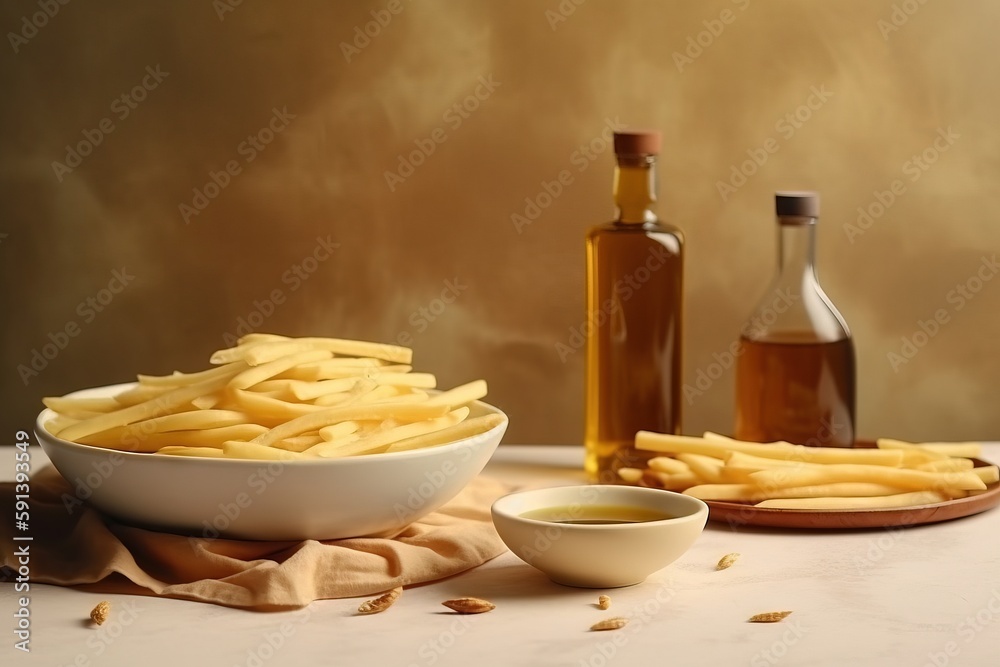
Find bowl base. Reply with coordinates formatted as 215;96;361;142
547;575;645;589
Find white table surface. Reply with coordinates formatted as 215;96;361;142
3;443;1000;667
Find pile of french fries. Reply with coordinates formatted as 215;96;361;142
42;334;503;460
618;431;999;510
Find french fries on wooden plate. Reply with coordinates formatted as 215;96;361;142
42;334;500;460
620;431;999;510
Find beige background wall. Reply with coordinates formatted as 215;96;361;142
2;0;998;445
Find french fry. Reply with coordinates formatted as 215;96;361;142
112;383;178;406
372;372;437;389
137;361;249;387
43;415;80;435
645;471;701;491
313;378;379;406
704;433;905;466
125;409;254;434
642;431;906;466
231;389;329;419
228;350;333;390
974;466;1000;485
222;441;304;461
684;482;911;502
424;380;488;408
877;438;981;459
287;378;358;401
874;438;948;463
749;464;986;492
676;453;725;483
647;457;691;475
725;451;822;470
384;414;505;452
42;396;120;416
916;458;975;472
209;340;275;364
919;443;983;458
318;420;361;441
233;334;413;364
617;468;644;484
273;434;325;452
755;490;948;510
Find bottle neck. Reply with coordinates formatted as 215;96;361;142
614;155;657;223
777;217;817;281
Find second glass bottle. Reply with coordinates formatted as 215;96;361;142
734;191;856;447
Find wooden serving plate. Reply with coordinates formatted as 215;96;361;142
703;442;1000;530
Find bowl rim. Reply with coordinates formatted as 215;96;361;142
491;484;709;529
35;381;509;466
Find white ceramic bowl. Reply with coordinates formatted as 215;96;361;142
35;383;508;541
491;485;708;588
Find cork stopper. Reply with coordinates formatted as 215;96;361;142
775;191;820;218
614;130;662;156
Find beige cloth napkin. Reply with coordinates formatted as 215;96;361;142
0;466;510;610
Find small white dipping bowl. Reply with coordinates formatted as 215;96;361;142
491;485;708;588
35;383;508;541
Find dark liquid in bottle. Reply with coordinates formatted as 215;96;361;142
585;224;683;482
734;334;855;447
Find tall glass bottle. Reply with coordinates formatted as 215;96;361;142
585;130;684;483
734;191;856;447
